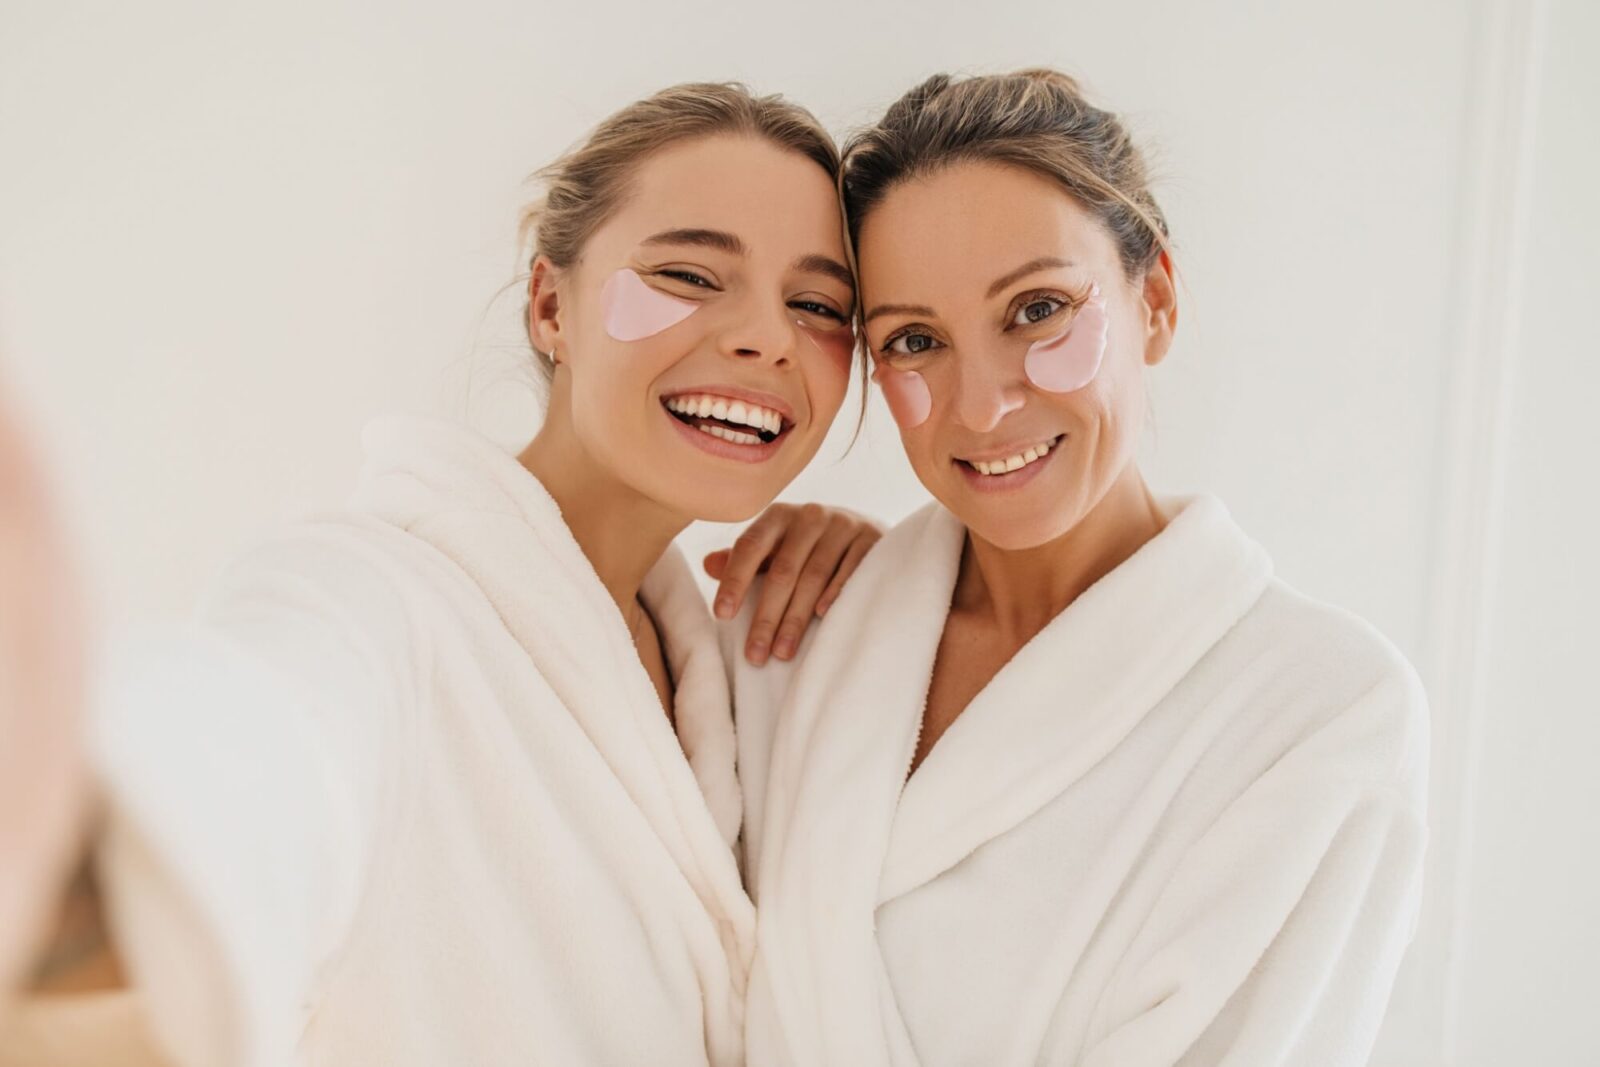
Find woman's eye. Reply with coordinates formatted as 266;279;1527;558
883;332;940;357
791;300;846;323
659;269;714;288
1011;296;1064;326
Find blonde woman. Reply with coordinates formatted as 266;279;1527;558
1;83;877;1066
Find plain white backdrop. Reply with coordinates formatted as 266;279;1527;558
2;0;1594;1062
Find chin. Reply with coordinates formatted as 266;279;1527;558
953;496;1079;552
965;518;1062;552
663;480;775;525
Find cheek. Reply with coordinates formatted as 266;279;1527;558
797;320;856;374
797;321;856;411
873;364;932;429
1024;292;1109;394
600;268;699;342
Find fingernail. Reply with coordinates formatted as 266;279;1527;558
747;642;768;665
774;635;795;659
714;595;734;619
815;599;831;617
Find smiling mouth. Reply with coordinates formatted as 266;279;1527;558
662;393;791;445
957;434;1065;477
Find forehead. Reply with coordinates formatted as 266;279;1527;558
589;134;845;261
856;161;1115;292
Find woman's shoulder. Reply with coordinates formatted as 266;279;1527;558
171;506;482;716
1219;577;1429;797
200;510;426;623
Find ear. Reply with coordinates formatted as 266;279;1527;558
527;256;566;363
1140;248;1178;367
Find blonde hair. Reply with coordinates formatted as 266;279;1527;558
517;82;841;380
841;69;1170;280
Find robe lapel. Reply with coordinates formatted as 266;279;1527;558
752;502;962;1066
351;416;754;953
879;495;1273;903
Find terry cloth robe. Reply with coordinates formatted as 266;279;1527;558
729;495;1428;1067
84;415;754;1067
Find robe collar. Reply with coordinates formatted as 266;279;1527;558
751;493;1271;1065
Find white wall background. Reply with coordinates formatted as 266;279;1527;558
1;0;1593;1062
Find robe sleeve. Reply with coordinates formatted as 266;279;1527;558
88;523;418;1067
1080;669;1428;1067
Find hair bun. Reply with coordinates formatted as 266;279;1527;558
1014;67;1089;101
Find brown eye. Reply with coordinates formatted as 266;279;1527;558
883;331;940;357
1011;296;1064;327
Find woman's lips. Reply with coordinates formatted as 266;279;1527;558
662;399;789;464
954;434;1064;492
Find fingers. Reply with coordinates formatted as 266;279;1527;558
815;526;881;617
767;515;861;661
743;504;830;665
712;506;790;621
702;549;730;582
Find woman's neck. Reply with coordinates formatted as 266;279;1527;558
517;401;688;620
955;464;1166;642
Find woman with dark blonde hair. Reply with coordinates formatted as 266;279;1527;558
720;69;1427;1066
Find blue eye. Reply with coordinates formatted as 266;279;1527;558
1011;296;1064;326
883;331;941;357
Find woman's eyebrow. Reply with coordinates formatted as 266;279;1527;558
640;228;746;254
864;302;937;323
794;254;855;291
986;256;1075;298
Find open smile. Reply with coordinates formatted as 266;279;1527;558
660;389;795;463
954;434;1065;491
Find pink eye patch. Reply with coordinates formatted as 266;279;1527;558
873;364;932;429
1024;286;1109;393
797;319;856;370
601;268;699;342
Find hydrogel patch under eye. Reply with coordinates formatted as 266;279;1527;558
1023;287;1109;394
797;319;856;369
601;269;699;342
873;364;932;429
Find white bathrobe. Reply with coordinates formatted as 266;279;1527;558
730;495;1428;1067
88;415;754;1067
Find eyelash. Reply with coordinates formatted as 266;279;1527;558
879;287;1089;358
791;300;847;323
658;268;714;288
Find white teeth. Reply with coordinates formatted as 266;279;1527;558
968;438;1058;477
696;423;762;446
665;393;786;436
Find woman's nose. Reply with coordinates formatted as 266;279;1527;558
952;351;1026;432
715;293;796;366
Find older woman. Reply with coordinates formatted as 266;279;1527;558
721;69;1427;1067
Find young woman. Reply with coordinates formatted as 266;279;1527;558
717;70;1428;1066
0;83;877;1066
